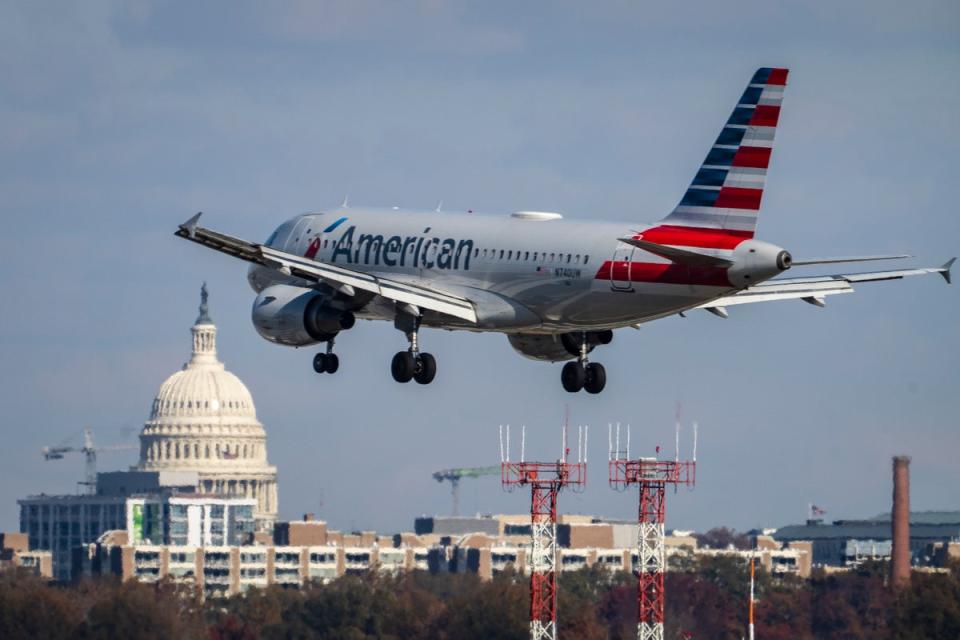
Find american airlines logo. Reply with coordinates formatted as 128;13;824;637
329;225;475;271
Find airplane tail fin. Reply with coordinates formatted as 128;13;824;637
651;67;788;247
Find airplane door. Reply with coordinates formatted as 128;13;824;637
610;242;635;291
283;217;312;254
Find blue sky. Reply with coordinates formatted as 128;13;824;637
1;1;957;534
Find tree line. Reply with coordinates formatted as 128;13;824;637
0;556;957;639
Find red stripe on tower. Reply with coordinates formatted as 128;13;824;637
766;68;789;86
638;225;753;249
749;105;781;127
732;146;771;169
714;187;763;210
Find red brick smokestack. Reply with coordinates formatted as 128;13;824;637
891;455;911;588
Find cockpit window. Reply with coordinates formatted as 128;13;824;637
265;230;279;247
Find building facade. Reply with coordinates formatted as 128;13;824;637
19;490;255;581
1;532;53;579
773;511;960;566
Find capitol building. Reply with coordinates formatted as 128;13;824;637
134;285;278;531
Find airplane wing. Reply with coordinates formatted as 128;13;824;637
174;213;478;323
698;259;954;315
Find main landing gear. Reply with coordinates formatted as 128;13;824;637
561;331;609;394
312;337;340;374
391;309;437;385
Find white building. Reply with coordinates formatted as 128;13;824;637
134;285;278;531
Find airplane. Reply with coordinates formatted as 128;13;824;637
176;67;953;394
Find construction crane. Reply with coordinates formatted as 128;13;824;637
42;427;138;494
432;466;500;516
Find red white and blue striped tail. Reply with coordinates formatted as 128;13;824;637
657;67;788;243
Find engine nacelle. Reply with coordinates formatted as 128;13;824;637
251;284;355;347
508;330;613;362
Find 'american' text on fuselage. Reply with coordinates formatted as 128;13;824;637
330;225;474;270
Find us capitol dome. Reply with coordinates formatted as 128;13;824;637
135;284;278;531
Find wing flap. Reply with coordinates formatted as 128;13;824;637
176;215;477;323
699;280;854;308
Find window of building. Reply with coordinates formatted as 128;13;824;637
310;552;336;563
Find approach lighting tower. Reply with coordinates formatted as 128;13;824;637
42;427;137;494
500;424;588;640
432;466;500;516
608;422;697;640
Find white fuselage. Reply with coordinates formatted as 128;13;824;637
247;207;752;333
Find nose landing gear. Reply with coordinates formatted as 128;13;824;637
561;332;607;394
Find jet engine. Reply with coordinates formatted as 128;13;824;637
507;330;613;362
251;284;355;347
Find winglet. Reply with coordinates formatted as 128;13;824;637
179;212;203;239
940;257;955;284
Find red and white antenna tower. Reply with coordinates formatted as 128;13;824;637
608;420;697;640
500;424;588;640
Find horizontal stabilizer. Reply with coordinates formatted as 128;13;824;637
618;237;733;267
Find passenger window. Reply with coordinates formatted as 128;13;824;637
584;255;590;264
566;254;571;263
533;252;538;261
549;253;555;261
474;248;479;258
507;250;512;260
575;254;580;262
525;251;530;261
499;250;504;259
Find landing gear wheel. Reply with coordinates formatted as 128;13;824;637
561;362;585;393
414;352;437;385
584;362;606;394
391;351;416;383
324;353;340;374
313;353;328;374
